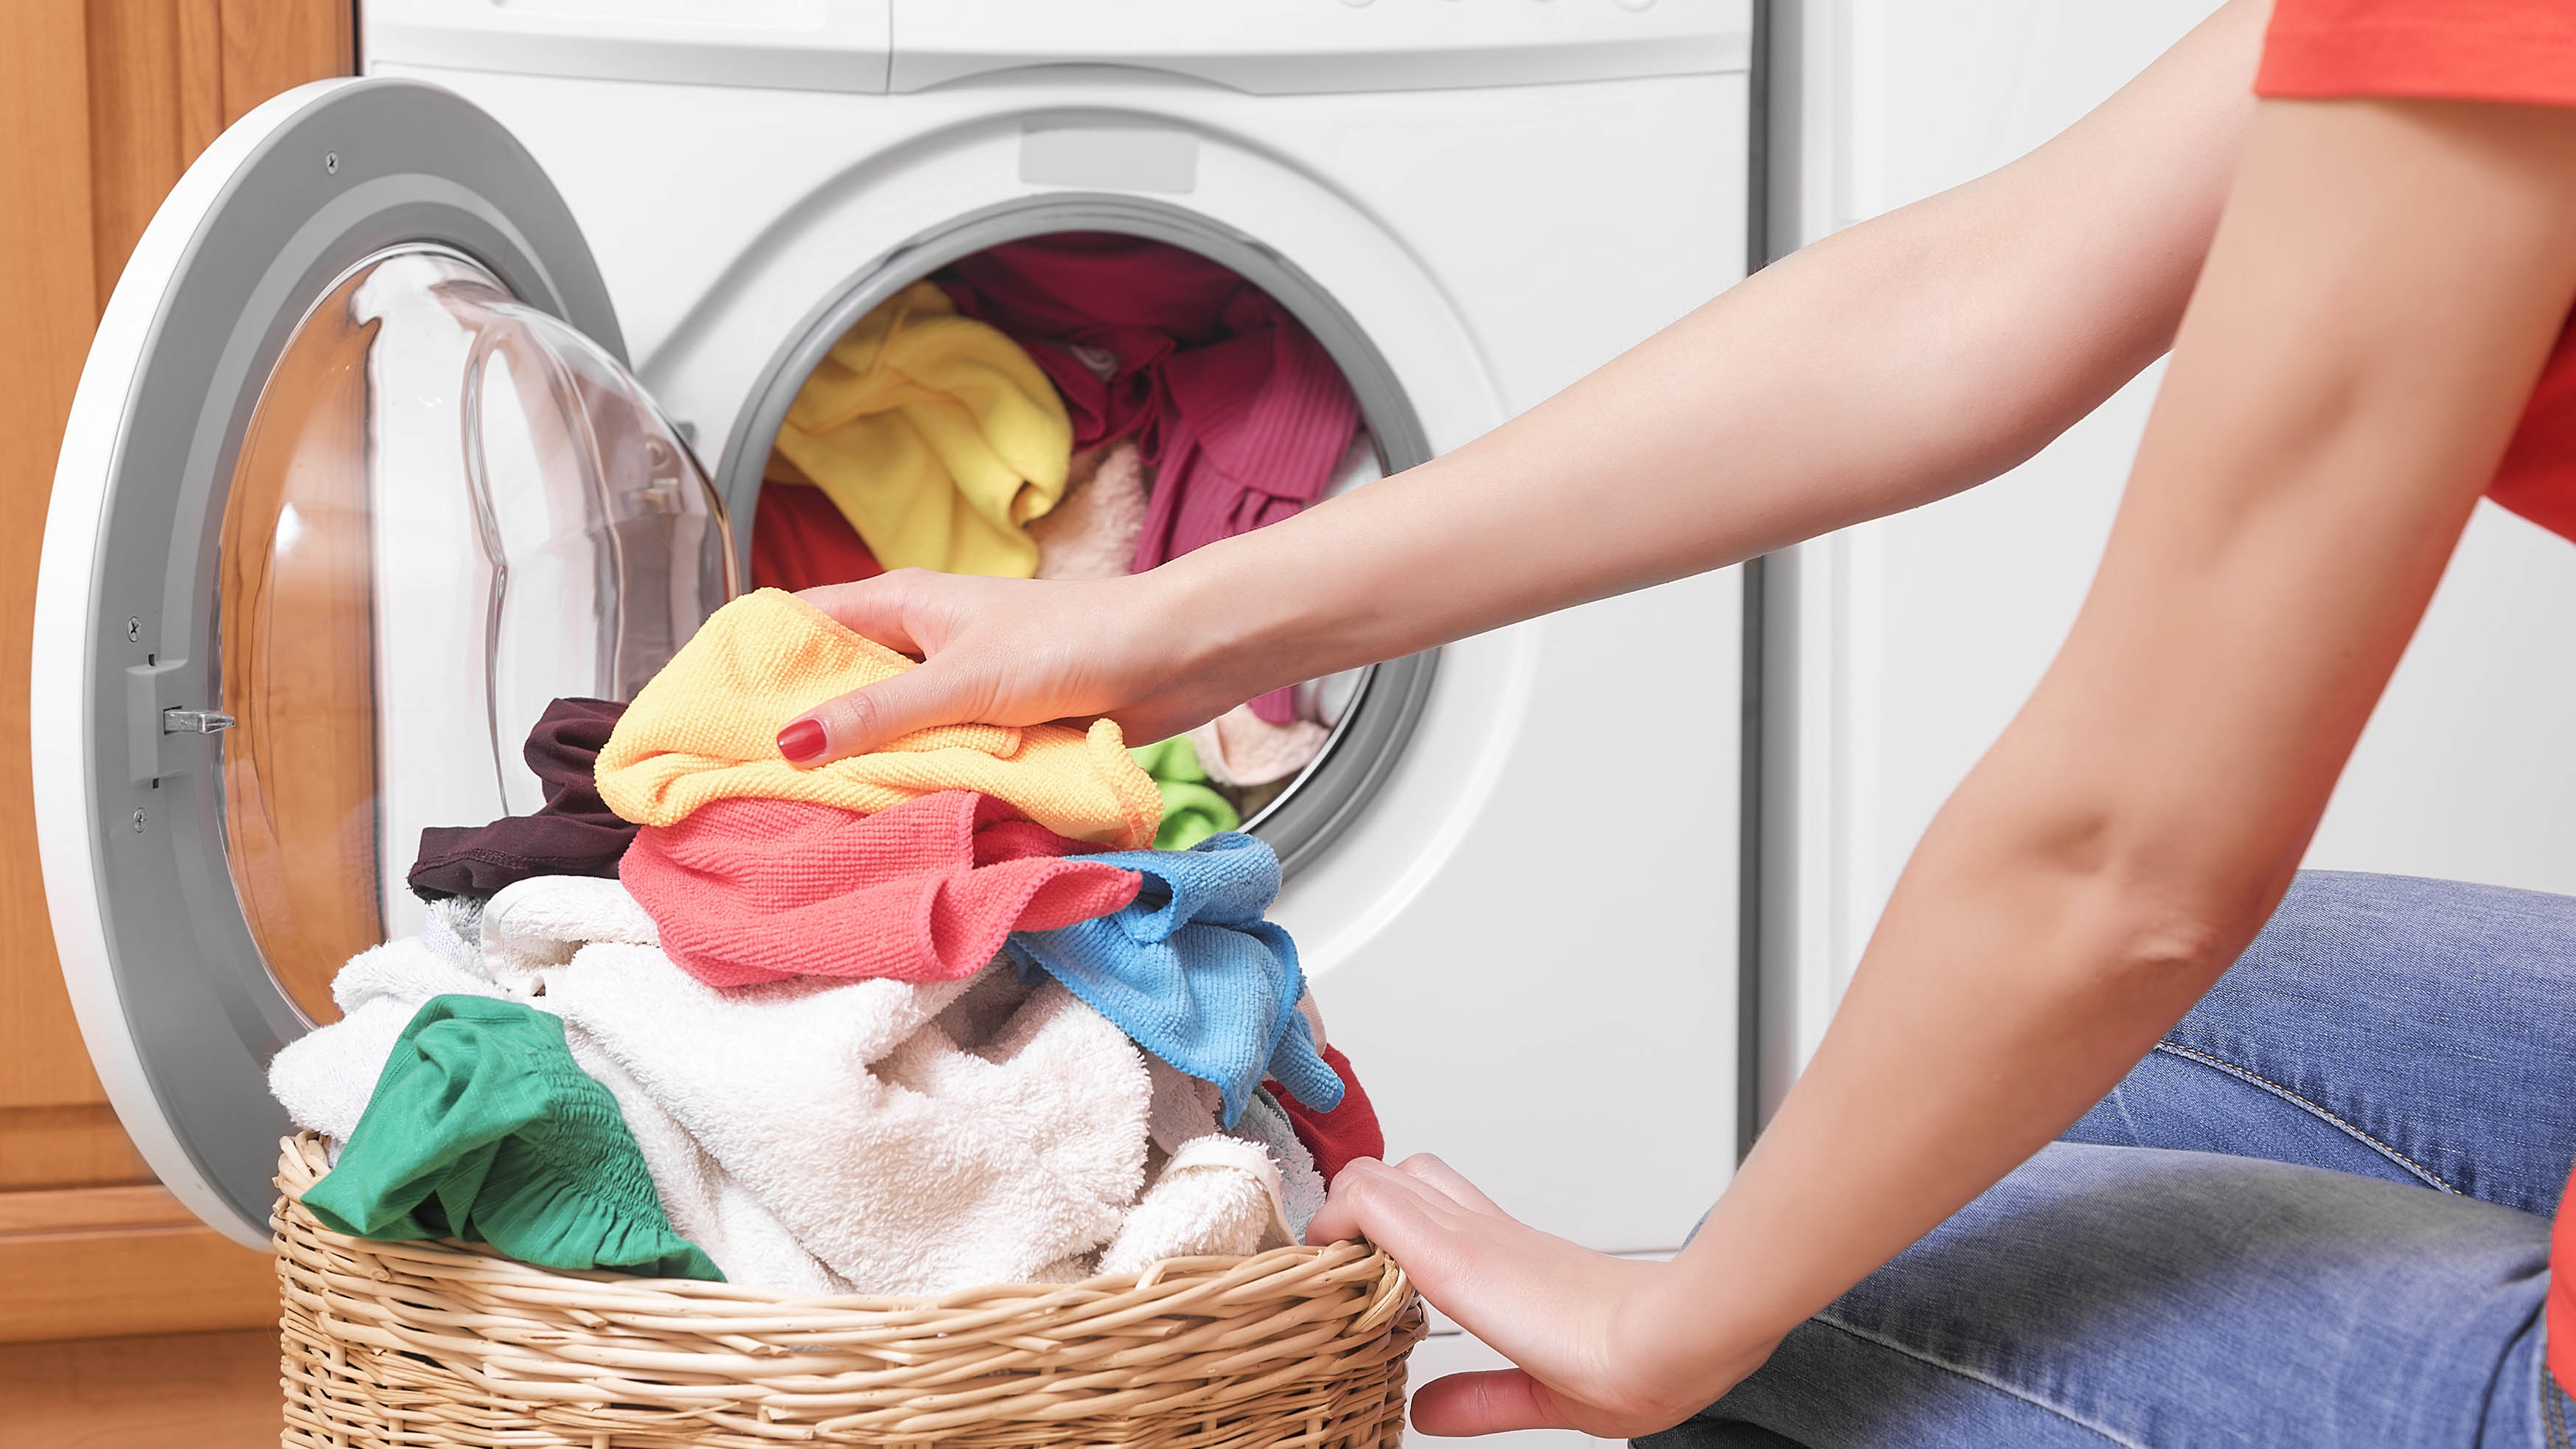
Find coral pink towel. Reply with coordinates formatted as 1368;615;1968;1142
622;791;1141;988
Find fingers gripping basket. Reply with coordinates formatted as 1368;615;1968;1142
274;1136;1424;1448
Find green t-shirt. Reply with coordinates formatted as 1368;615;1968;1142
302;994;720;1281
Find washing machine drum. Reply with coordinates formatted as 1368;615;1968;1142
33;77;732;1245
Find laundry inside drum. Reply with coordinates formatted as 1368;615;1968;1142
749;231;1389;848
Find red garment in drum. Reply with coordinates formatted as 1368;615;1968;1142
750;481;886;594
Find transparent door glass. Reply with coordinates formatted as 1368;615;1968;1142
219;247;733;1021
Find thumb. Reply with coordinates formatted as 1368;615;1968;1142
1409;1369;1580;1437
776;660;984;764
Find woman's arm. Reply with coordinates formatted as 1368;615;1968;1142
785;1;2269;758
1312;95;2576;1439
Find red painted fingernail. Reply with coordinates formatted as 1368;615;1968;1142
776;719;826;762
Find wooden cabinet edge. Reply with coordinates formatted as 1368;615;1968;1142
0;1182;204;1235
0;1191;274;1344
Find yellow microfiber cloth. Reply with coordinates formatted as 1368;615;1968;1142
771;281;1073;578
596;589;1163;847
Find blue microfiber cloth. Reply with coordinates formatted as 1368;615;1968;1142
1005;832;1342;1127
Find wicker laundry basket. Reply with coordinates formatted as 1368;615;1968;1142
273;1136;1424;1448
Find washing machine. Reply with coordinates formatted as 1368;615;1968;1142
35;4;1752;1434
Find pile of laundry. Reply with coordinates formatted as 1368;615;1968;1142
269;587;1385;1296
747;233;1376;840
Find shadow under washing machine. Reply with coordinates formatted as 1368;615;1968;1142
33;9;1754;1439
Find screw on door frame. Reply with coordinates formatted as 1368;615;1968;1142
126;617;141;642
131;809;147;833
324;151;339;175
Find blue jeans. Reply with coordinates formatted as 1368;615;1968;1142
1643;872;2576;1449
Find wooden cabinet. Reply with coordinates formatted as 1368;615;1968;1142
0;1328;282;1448
1;0;352;1370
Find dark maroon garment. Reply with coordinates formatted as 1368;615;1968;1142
408;698;636;901
938;234;1360;724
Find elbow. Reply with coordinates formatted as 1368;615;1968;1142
2053;847;2292;1012
2089;899;2245;998
1963;802;2291;1006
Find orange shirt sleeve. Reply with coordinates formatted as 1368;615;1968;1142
2258;0;2576;108
2257;0;2576;545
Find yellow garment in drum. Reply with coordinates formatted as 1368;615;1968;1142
771;281;1073;577
596;589;1162;848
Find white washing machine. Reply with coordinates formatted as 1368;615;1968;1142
33;4;1752;1437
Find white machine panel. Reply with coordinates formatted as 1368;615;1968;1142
363;0;895;92
366;0;1749;96
891;0;1752;94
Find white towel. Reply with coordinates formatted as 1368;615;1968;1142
1230;1088;1327;1239
562;1038;844;1296
487;878;838;1293
543;940;1154;1296
422;896;487;975
271;872;1313;1292
480;874;658;987
264;929;512;1142
467;876;1178;1293
265;878;829;1291
1145;1054;1228;1156
1115;1059;1312;1270
1138;1018;1326;1243
1100;1136;1294;1275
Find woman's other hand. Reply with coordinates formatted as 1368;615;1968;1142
777;569;1259;763
1307;1154;1773;1439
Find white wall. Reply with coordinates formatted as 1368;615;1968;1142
1761;0;2576;1108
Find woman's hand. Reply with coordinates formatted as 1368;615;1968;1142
777;569;1269;763
1309;1155;1777;1439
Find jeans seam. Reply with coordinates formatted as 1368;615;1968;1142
2548;1369;2569;1449
2153;1040;2460;1195
1811;1312;2145;1448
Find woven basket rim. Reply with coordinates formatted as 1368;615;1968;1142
273;1132;1409;1320
273;1133;1422;1446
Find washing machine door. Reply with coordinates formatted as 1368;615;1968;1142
31;77;734;1246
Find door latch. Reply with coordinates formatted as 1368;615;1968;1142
128;659;227;782
162;708;235;734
